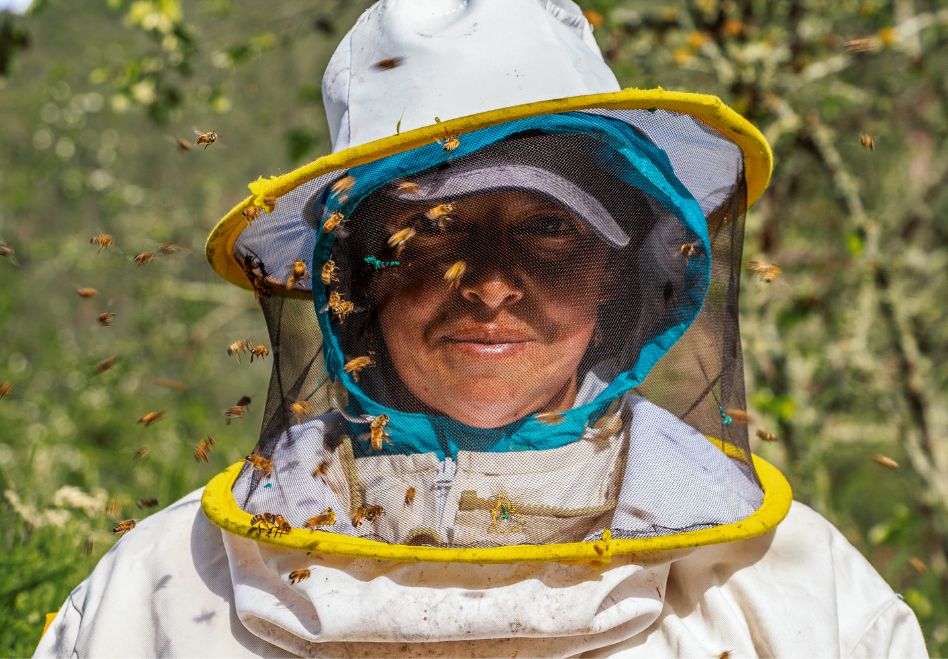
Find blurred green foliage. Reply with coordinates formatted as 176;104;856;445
1;0;946;656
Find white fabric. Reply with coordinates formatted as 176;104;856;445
35;492;927;657
322;0;620;152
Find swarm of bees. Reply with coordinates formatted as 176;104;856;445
351;504;384;527
249;512;290;537
288;568;311;584
244;452;273;478
137;410;165;427
747;260;781;283
112;519;137;535
305;507;336;529
443;260;467;289
97;312;116;327
194;435;215;463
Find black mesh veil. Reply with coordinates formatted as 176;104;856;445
227;109;762;548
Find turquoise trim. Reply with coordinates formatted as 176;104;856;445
313;112;710;460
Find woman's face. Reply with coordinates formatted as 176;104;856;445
372;189;612;428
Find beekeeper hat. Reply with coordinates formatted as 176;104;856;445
200;0;790;565
206;0;772;290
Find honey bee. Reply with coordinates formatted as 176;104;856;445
156;242;185;255
97;312;115;327
404;487;416;506
344;355;376;382
134;251;156;266
175;136;192;151
679;241;701;260
240;251;274;300
194;130;218;149
535;411;565;425
105;498;122;519
425;203;454;221
322;210;347;234
0;382;11;399
330;175;355;198
305;507;337;529
225;396;251;423
747;260;781;283
250;344;270;362
249;512;290;537
368;414;392;451
242;205;261;225
725;408;752;425
582;8;604;28
136;498;159;509
289;400;312;424
286;260;307;289
312;460;330;484
872;453;899;470
0;241;14;259
756;429;778;442
585;411;624;441
289;568;311;584
271;514;291;536
843;37;875;54
244;453;273;478
396;180;421;194
434;117;460;151
112;519;137;535
373;56;405;70
352;504;384;527
859;133;875;151
387;227;416;255
93;356;120;374
193;435;215;463
321;259;339;285
137;411;165;426
90;234;114;253
908;556;927;574
718;652;732;659
76;287;98;298
227;338;254;363
443;260;467;289
322;290;358;322
133;446;151;461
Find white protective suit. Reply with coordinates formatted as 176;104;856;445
36;1;928;656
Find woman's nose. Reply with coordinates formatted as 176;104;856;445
460;276;524;309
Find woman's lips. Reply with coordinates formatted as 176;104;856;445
439;326;535;358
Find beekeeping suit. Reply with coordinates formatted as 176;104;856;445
36;1;926;657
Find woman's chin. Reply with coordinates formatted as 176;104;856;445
429;391;541;428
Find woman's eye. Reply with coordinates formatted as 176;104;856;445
522;215;574;237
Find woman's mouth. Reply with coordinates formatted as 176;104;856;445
440;326;535;358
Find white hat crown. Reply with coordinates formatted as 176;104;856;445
322;0;621;152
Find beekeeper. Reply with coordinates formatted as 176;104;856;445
36;1;927;657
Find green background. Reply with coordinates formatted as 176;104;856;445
1;0;946;655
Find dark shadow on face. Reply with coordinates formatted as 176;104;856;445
344;188;614;428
